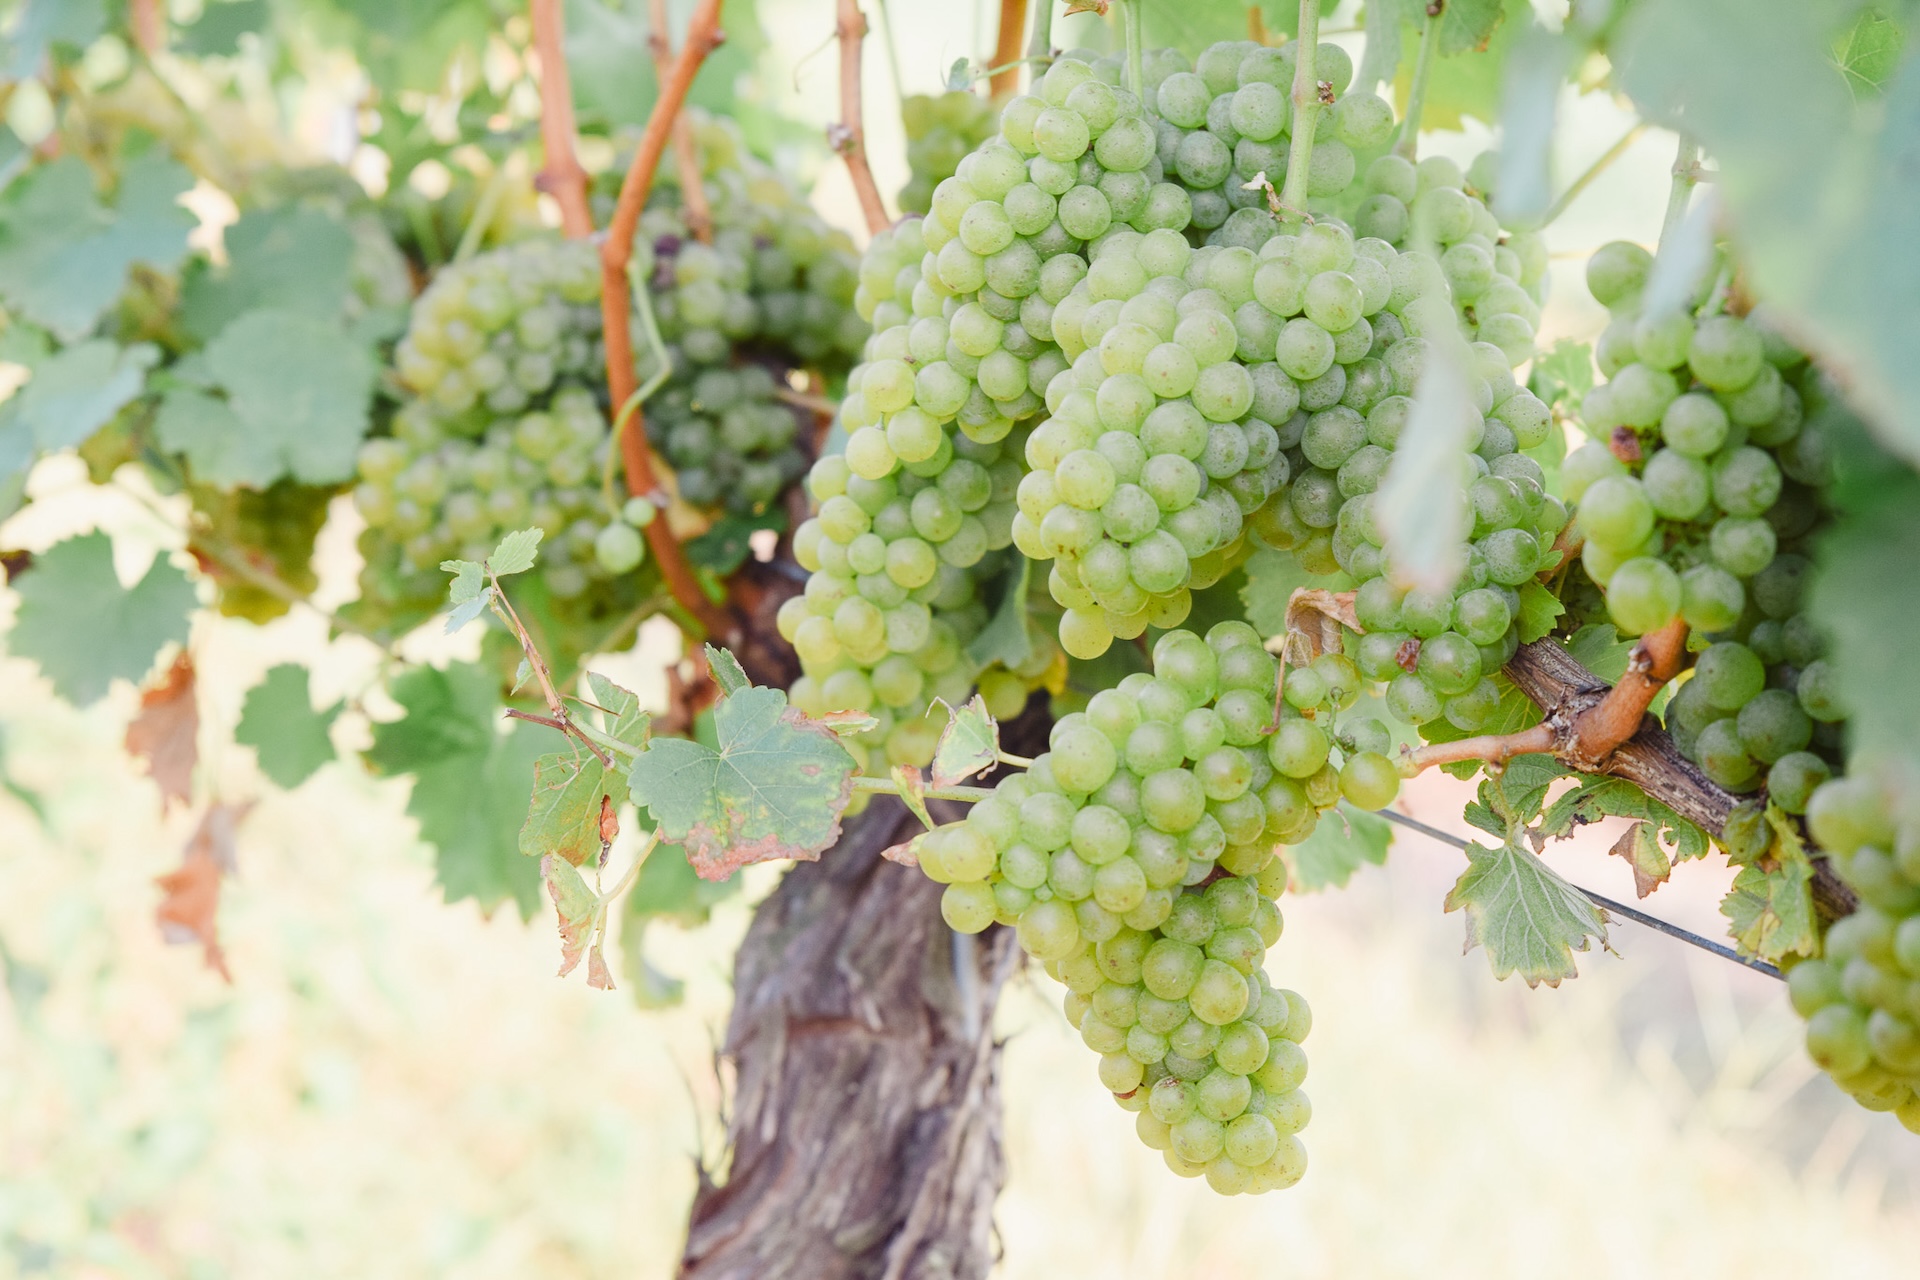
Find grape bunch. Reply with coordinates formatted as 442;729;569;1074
917;625;1401;1192
1567;241;1845;804
1786;774;1920;1133
645;362;809;517
899;89;998;216
356;238;639;602
1349;149;1547;366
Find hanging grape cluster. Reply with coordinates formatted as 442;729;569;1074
899;89;998;216
1568;242;1844;808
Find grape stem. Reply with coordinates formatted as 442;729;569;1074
834;0;893;236
1659;133;1701;253
1397;723;1556;775
991;0;1031;97
598;0;733;639
1276;0;1324;224
851;774;998;802
995;751;1034;769
1025;0;1055;71
1122;0;1144;102
648;0;717;243
1541;122;1647;227
529;0;595;238
1394;1;1445;160
485;572;613;768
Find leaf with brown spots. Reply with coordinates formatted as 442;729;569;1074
1279;588;1361;667
1609;820;1673;898
627;683;857;881
519;748;617;867
154;802;250;981
586;943;615;991
125;652;197;809
892;764;933;830
541;854;597;977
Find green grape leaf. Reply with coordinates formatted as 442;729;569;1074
202;309;377;485
441;558;486;605
1720;812;1818;962
1357;0;1414;89
0;154;195;340
176;0;272;60
520;748;617;867
3;0;106;80
1240;547;1347;638
1835;9;1904;100
1564;623;1634;684
705;644;749;695
1528;338;1595;412
1444;837;1610;987
1284;803;1392;892
685;511;781;576
968;553;1035;670
487;527;544;576
364;662;544;916
541;854;598;977
584;671;651;751
930;694;999;788
1461;752;1566;836
0;338;157;455
627;682;856;881
1538;775;1710;865
234;663;342;789
1514;581;1565;644
1397;0;1527;130
179;205;355;342
8;532;195;706
1438;0;1509;55
153;387;283;489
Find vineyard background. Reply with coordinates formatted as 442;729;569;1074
3;0;1920;1275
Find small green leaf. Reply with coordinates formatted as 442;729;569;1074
930;694;998;788
0;339;158;452
705;644;749;695
627;683;856;880
441;558;485;604
444;589;492;634
234;663;342;789
1472;752;1566;831
487;527;543;576
8;532;195;706
1835;9;1904;100
1418;674;1543;779
1564;623;1635;684
1285;803;1392;892
1720;812;1818;963
1539;775;1709;864
686;511;783;575
152;387;279;488
203;308;377;485
520;748;616;866
541;854;598;977
1528;338;1595;413
967;554;1034;670
1444;837;1610;987
1514;581;1565;644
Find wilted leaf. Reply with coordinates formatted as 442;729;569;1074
587;943;615;990
8;532;196;706
541;854;597;977
520;748;616;867
892;764;933;830
124;652;197;809
234;663;342;789
1279;588;1361;667
627;683;857;880
1539;775;1709;864
1444;837;1610;987
930;694;998;788
1609;821;1672;898
155;802;251;982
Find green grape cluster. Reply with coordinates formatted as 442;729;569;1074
646;362;809;516
899;89;998;215
1786;774;1920;1133
357;238;631;598
1567;241;1845;802
1349;149;1548;366
918;625;1401;1192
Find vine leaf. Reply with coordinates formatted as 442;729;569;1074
0;153;195;340
1444;837;1611;988
704;643;749;695
930;694;998;788
627;680;856;881
1835;9;1904;101
966;553;1034;670
1528;338;1595;414
487;528;544;577
892;764;933;830
8;531;196;707
201;308;377;485
0;338;158;455
541;854;598;977
235;663;342;789
1284;803;1392;892
1461;753;1566;838
1564;622;1635;683
1609;821;1671;898
1514;581;1564;644
124;652;198;810
1538;775;1709;864
1720;808;1818;961
155;802;251;983
584;671;650;751
520;749;617;867
364;662;544;916
179;205;356;342
152;388;277;489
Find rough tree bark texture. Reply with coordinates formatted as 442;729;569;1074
680;705;1050;1280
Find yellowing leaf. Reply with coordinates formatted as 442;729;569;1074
520;749;616;867
541;854;597;977
1444;837;1610;987
930;694;998;788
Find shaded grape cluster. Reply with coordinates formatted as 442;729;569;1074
1788;775;1920;1133
645;362;809;517
899;89;998;216
1568;241;1845;804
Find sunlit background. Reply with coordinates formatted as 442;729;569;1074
3;1;1919;1277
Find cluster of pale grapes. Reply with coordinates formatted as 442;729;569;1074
646;362;809;517
920;626;1400;1191
1790;774;1920;1132
899;89;998;216
1567;241;1845;806
357;239;631;598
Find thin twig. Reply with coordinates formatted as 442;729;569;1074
850;774;997;802
870;0;904;105
834;0;891;236
598;0;733;638
1395;1;1445;160
1542;123;1647;226
453;161;515;261
990;0;1030;98
649;0;716;243
1399;723;1556;775
1373;808;1784;980
529;0;595;238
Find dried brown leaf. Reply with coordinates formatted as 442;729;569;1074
155;801;250;982
1609;820;1673;898
125;652;197;810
